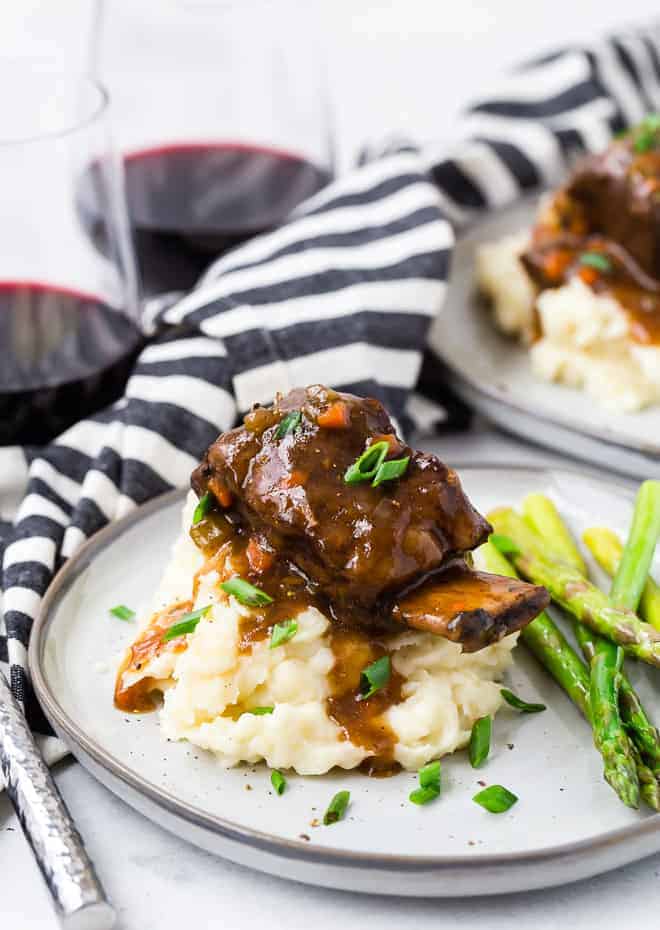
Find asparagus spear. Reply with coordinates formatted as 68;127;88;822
488;508;660;668
522;495;660;786
589;648;639;807
610;481;660;612
522;494;587;574
584;527;660;630
478;540;591;718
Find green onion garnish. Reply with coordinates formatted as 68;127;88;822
409;759;441;805
271;770;287;795
469;716;492;768
162;605;211;642
473;784;518;813
269;619;298;649
192;491;214;525
220;577;274;607
372;456;410;487
359;655;391;700
489;534;521;556
579;251;611;273
344;441;389;485
109;604;135;622
633;114;660;153
500;688;546;714
276;410;302;439
245;706;274;716
323;790;350;825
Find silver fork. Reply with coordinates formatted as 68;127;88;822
0;671;116;929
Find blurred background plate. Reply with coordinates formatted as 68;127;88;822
29;467;660;897
430;200;660;479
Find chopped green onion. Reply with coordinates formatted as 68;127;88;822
323;790;350;825
271;770;287;795
473;785;518;813
579;251;611;273
409;760;441;805
419;759;441;790
220;577;274;607
109;604;135;622
359;655;391;699
372;456;410;487
276;410;302;439
162;605;211;642
192;491;214;525
409;786;440;805
469;716;492;768
344;441;389;485
270;619;298;649
489;534;521;557
246;706;274;716
633;114;660;153
500;688;547;714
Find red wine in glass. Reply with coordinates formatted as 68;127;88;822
1;283;143;445
80;143;332;294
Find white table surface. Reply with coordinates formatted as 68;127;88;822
4;1;660;927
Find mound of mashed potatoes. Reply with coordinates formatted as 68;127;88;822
476;232;660;413
115;494;516;775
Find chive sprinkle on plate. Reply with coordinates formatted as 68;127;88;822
269;619;298;649
271;770;287;795
344;441;389;484
109;604;135;622
372;456;410;488
246;706;274;716
275;410;302;439
359;655;391;699
192;491;213;525
409;759;441;805
323;790;350;825
473;785;518;813
469;716;491;768
162;605;211;642
220;576;274;607
579;251;611;273
501;688;547;714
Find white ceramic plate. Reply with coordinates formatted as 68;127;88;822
429;200;660;479
30;466;660;897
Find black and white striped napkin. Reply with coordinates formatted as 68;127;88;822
2;23;660;760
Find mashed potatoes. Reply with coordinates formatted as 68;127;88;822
119;493;516;775
476;234;660;413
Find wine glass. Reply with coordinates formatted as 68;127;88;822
0;66;140;445
91;0;334;294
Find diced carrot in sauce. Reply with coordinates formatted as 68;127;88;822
372;433;404;456
543;250;572;282
208;477;233;508
578;265;599;287
246;537;275;573
281;469;308;489
317;401;351;429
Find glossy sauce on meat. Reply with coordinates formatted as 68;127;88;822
522;131;660;343
192;386;491;611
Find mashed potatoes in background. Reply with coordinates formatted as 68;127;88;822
476;234;660;413
125;493;516;775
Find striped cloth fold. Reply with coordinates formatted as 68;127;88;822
2;23;660;758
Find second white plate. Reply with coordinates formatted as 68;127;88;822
430;200;660;479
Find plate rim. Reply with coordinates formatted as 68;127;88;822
436;200;660;461
29;466;660;877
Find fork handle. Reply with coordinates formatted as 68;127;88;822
0;671;116;929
